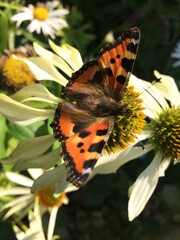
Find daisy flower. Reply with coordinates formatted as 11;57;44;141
11;1;69;39
128;71;180;221
0;169;72;240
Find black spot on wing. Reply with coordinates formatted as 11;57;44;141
77;142;84;148
83;159;97;169
96;129;108;136
103;67;113;77
79;131;91;138
116;75;126;84
110;58;116;64
88;140;105;153
121;58;134;72
127;42;138;54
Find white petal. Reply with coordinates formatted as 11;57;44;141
14;149;60;171
28;169;44;180
47;207;58;240
154;70;180;108
49;40;83;71
0;187;31;196
49;9;69;17
31;165;77;193
2;195;33;210
33;42;74;77
130;74;168;118
172;60;180;67
2;135;55;164
12;83;61;104
128;153;170;221
91;144;153;178
3;196;34;220
5;172;33;187
0;94;53;125
27;19;41;33
17;56;68;86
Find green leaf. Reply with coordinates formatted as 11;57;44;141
0;10;8;54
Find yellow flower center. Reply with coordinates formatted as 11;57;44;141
33;6;49;21
1;55;35;90
148;108;180;160
105;86;146;154
36;185;67;208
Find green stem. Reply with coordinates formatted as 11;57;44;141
8;29;15;50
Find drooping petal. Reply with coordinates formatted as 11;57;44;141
2;135;55;164
5;172;33;187
12;84;61;104
31;165;77;193
17;56;68;86
14;149;60;171
154;70;180;108
49;40;83;71
128;153;170;221
0;94;53;125
33;42;74;77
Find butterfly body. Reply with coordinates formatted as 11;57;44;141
51;27;140;187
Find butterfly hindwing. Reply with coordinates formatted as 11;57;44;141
62;117;114;187
51;102;92;141
97;27;140;100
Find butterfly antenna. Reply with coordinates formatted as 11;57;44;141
137;76;161;97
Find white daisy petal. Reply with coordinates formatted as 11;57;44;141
0;94;53;125
33;42;74;77
154;70;180;108
5;172;33;187
11;1;68;38
12;84;61;104
128;152;170;221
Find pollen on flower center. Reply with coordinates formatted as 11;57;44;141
33;7;49;21
36;184;67;208
105;86;146;154
148;108;180;160
1;55;35;90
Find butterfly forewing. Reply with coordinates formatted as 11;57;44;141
98;27;140;100
64;60;102;98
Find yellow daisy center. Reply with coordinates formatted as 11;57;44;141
148;108;180;160
33;6;49;21
1;55;35;90
36;185;67;208
105;86;146;154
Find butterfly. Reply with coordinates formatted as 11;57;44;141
51;27;140;187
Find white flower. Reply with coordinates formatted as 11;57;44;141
171;40;180;67
128;71;180;221
11;1;69;39
0;169;71;240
